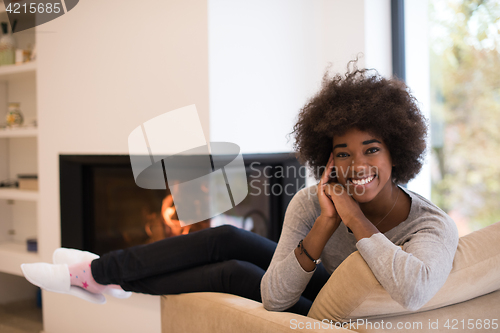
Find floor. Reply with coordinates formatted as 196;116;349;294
0;299;43;333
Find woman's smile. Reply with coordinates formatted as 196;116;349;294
348;174;377;187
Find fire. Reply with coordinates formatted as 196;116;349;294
161;195;191;236
144;193;210;243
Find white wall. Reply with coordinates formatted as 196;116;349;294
208;0;396;191
364;0;392;78
209;0;365;154
37;0;209;332
405;0;431;199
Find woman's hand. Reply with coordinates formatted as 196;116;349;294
294;153;342;272
323;177;363;228
317;152;341;226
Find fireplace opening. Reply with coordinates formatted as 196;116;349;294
60;154;306;255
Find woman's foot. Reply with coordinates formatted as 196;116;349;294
53;247;132;299
21;247;134;304
20;263;106;304
68;260;107;294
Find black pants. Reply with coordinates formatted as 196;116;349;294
91;225;330;315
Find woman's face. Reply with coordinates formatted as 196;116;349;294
332;128;394;203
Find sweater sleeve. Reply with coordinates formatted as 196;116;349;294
260;190;318;311
356;217;459;311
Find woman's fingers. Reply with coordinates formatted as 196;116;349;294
320;153;331;184
321;152;334;185
328;154;336;183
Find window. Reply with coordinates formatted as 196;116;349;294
429;0;500;235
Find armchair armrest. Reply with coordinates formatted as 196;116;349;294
161;292;357;333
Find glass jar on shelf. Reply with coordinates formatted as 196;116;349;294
6;103;24;127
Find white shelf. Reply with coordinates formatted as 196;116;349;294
0;241;39;276
0;188;38;201
0;61;36;81
0;127;38;138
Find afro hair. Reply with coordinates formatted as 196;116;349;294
290;62;428;185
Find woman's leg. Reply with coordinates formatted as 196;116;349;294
21;224;329;311
118;259;263;298
91;225;276;285
114;257;315;316
88;224;326;315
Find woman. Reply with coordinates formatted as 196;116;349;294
21;64;459;316
261;65;459;313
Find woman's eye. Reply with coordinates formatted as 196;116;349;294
336;152;348;158
367;147;379;154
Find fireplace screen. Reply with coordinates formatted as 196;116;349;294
91;164;270;254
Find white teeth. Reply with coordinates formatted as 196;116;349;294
351;175;375;185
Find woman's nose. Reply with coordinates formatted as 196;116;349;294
350;157;370;177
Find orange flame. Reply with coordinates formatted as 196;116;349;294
161;195;191;236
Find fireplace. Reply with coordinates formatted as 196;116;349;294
60;153;306;255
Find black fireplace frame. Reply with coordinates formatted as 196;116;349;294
60;153;306;253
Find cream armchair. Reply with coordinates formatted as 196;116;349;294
161;221;500;333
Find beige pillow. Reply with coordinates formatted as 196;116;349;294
308;221;500;322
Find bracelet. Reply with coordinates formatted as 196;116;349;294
297;239;322;264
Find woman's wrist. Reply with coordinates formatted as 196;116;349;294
341;210;366;229
294;215;338;272
295;235;324;272
317;214;341;231
343;214;379;241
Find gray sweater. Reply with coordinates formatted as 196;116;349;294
261;185;459;312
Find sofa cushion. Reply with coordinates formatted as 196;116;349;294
352;289;500;333
308;221;500;322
